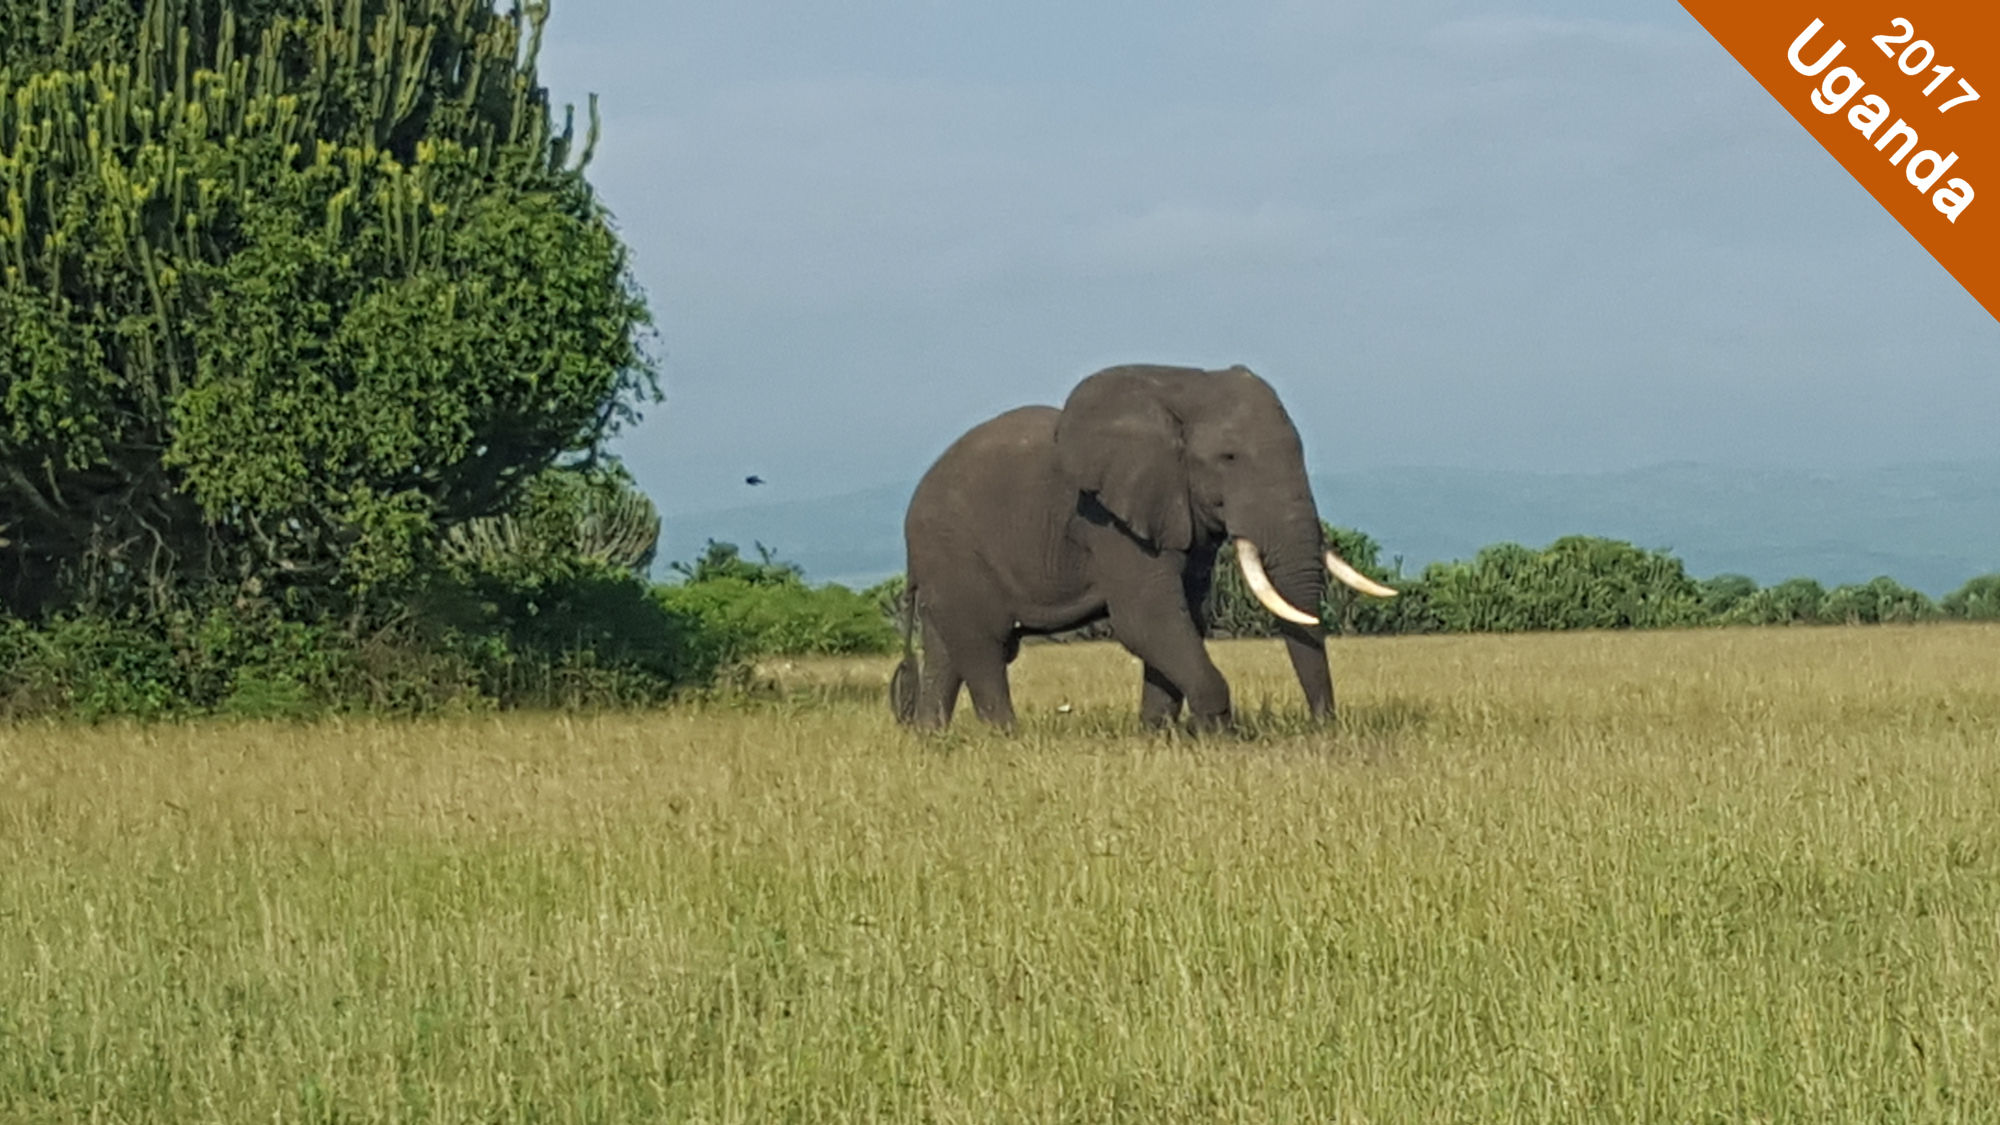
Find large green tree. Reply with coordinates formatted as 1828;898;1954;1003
0;0;654;617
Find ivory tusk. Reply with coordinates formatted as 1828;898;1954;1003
1233;538;1321;626
1325;548;1398;598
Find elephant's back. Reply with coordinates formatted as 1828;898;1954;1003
909;405;1061;497
905;405;1073;576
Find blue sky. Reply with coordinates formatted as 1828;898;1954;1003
535;1;1998;518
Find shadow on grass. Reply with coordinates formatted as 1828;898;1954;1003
888;694;1438;761
1203;695;1436;762
722;662;1438;762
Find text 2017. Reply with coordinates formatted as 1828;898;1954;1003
1870;19;1979;113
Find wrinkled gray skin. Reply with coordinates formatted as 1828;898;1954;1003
891;363;1340;732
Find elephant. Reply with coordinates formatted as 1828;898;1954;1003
889;362;1395;732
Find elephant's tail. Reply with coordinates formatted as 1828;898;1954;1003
889;579;918;725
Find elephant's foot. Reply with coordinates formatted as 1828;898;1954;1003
960;674;1017;731
1138;666;1185;730
1140;702;1237;736
1183;707;1235;736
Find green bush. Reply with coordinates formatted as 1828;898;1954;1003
0;605;365;721
1698;574;1760;620
1942;574;2000;621
655;541;898;659
1419;536;1701;634
0;614;185;721
1821;577;1938;625
1720;578;1829;626
436;568;741;710
0;540;744;722
0;595;736;722
654;578;896;659
0;471;741;722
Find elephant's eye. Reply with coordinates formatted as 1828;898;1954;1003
1220;452;1238;463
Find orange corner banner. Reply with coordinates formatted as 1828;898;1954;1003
1678;2;1998;323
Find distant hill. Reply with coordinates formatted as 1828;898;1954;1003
659;461;2000;597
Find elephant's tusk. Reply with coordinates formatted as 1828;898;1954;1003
1233;538;1321;626
1325;548;1398;598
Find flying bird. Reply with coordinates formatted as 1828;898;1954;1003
745;475;765;486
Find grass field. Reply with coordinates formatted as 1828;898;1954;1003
4;625;2000;1122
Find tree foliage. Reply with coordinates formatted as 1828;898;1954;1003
669;539;804;587
0;0;710;720
440;464;660;579
0;0;654;617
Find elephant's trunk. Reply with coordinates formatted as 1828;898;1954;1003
1233;494;1332;629
1234;503;1340;720
1274;537;1330;630
1234;539;1319;625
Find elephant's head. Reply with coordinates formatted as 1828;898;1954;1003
1053;363;1393;625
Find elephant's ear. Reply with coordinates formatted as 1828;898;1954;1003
1054;367;1194;552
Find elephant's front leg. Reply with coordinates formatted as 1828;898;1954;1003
1109;567;1231;731
1277;620;1335;722
1138;664;1184;728
1136;543;1220;729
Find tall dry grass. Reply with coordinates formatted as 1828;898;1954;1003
3;625;1999;1121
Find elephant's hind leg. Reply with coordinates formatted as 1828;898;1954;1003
930;614;1017;730
890;657;918;724
951;633;1017;730
914;615;965;729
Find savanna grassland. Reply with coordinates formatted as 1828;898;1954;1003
4;625;2000;1122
